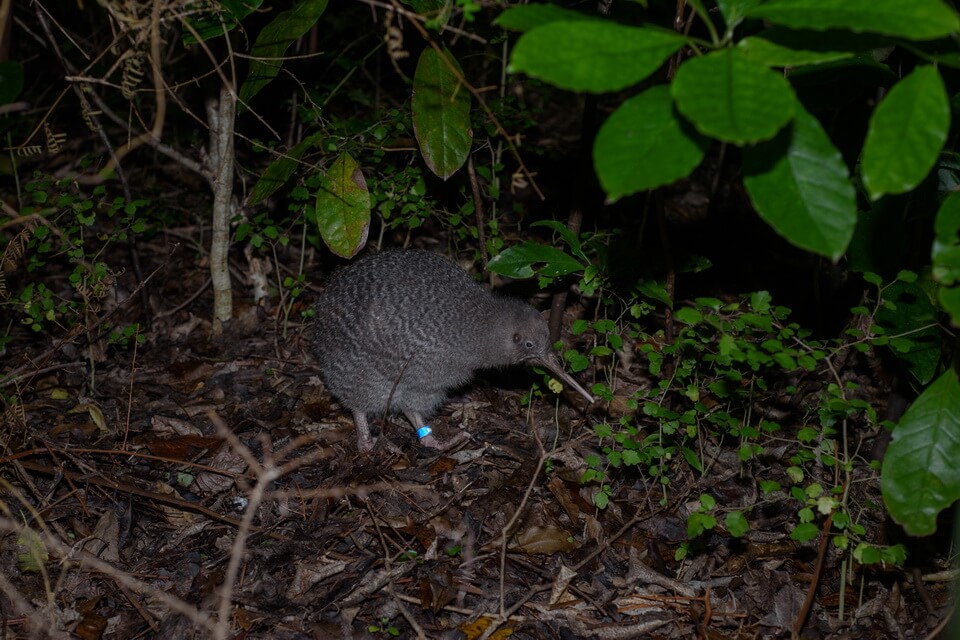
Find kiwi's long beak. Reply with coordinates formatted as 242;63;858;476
533;353;595;404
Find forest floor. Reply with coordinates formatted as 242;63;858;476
0;240;955;640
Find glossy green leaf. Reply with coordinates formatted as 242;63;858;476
238;0;329;108
672;49;796;144
746;0;960;41
510;22;686;93
412;47;472;179
495;4;599;31
249;132;325;205
488;243;584;279
716;0;762;32
0;61;25;105
593;86;708;201
737;29;866;67
882;368;960;535
862;66;949;200
743;106;856;260
314;152;370;259
183;0;263;45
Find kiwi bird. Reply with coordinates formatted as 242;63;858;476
312;250;593;451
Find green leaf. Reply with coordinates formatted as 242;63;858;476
411;47;472;179
881;368;960;535
0;60;25;105
940;286;960;326
510;22;686;93
593;85;708;201
17;528;48;573
853;543;882;564
743;105;857;260
862;66;950;200
314;152;371;258
682;446;703;472
238;0;330;108
875;281;941;385
183;0;264;45
494;4;600;31
530;220;582;255
672;49;796;144
674;307;703;325
716;0;763;32
488;243;584;278
746;0;960;41
933;193;960;324
725;511;749;537
249;132;325;205
934;193;960;245
736;28;873;67
790;522;820;542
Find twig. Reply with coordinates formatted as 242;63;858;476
466;154;489;273
792;513;833;638
11;458;282;538
353;0;487;43
209;414;279;640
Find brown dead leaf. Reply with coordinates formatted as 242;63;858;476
193;446;246;494
150;415;203;436
80;509;119;562
418;570;457;613
152;481;196;526
428;456;457;475
286;557;347;600
73;611;107;640
49;422;100;439
459;616;513;640
146;434;224;460
510;525;577;555
69;402;108;432
546;476;580;523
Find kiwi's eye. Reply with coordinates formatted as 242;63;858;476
524;340;535;349
513;334;521;343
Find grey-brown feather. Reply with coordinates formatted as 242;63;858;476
312;250;554;438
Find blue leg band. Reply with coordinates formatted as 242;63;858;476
417;426;432;439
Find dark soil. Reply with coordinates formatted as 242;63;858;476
0;240;954;640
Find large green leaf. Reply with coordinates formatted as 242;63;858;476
411;47;472;179
672;49;796;144
743;106;856;260
510;22;686;93
314;152;370;259
238;0;329;108
183;0;264;45
882;368;960;535
593;85;708;201
249;131;325;205
861;66;949;201
494;4;600;31
933;192;960;325
736;28;885;67
488;243;584;279
746;0;960;41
